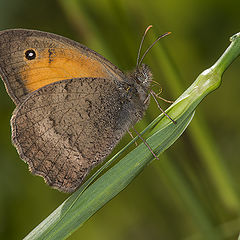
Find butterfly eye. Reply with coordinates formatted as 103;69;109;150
25;49;36;60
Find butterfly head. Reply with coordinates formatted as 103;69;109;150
132;63;152;89
127;63;152;106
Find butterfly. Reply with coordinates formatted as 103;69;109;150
0;27;171;192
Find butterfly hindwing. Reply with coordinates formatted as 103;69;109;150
11;77;133;192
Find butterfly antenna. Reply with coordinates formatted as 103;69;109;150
136;25;153;68
138;32;171;67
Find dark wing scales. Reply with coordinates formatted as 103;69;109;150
11;77;131;192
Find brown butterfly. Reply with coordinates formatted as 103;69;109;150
0;27;171;192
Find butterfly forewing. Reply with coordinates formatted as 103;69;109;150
0;29;124;105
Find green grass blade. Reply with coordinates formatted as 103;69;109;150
23;33;240;240
24;111;195;240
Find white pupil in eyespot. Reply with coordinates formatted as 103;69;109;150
25;49;36;60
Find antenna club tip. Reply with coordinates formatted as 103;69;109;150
145;25;153;33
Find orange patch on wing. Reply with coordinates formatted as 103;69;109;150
21;48;111;92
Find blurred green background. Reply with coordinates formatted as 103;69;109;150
0;0;240;239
